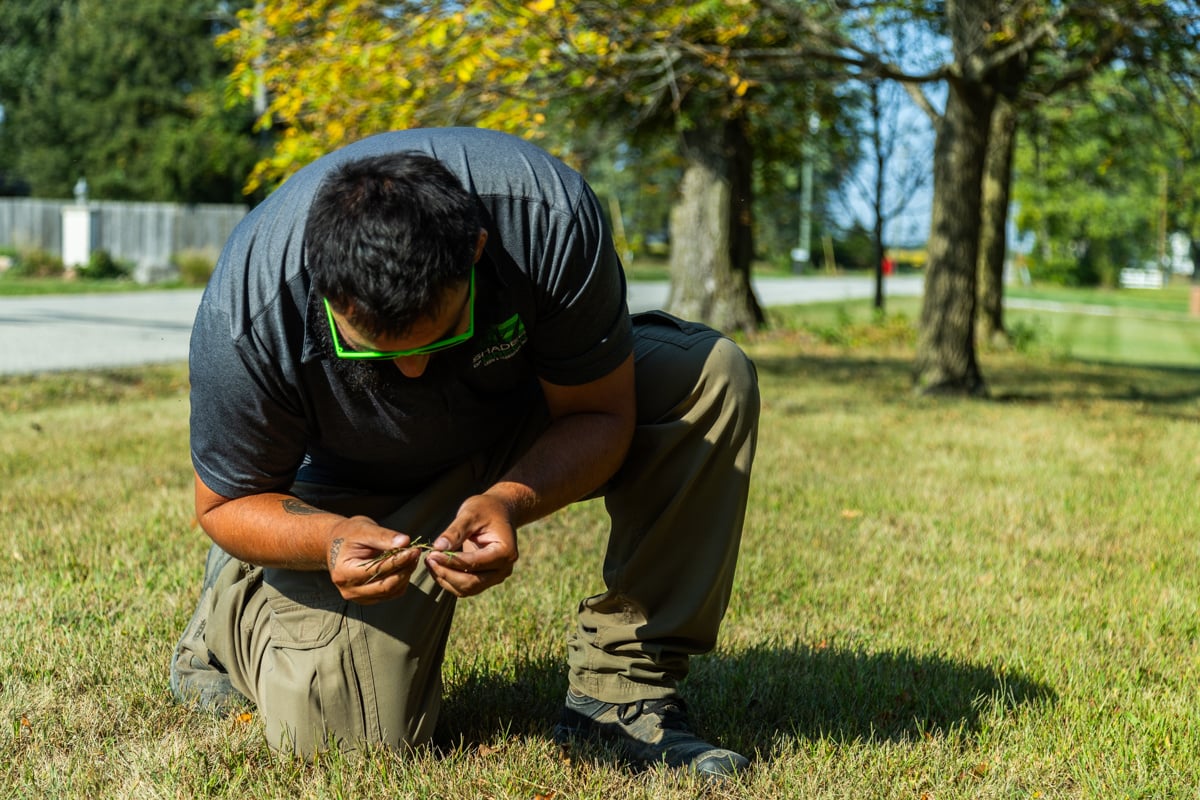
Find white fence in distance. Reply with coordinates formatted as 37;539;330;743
0;197;246;282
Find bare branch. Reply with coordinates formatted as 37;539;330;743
903;81;941;127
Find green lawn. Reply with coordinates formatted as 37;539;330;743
1007;281;1194;314
0;275;159;295
1;307;1198;798
780;283;1200;370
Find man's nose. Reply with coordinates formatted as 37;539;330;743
393;354;431;378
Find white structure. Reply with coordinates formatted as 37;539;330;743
1169;232;1195;275
61;204;99;269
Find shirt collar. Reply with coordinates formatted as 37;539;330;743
300;284;328;364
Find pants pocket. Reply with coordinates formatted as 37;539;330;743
263;572;347;650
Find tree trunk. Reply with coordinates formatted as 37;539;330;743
665;116;763;333
869;81;886;312
1190;238;1200;317
914;77;993;396
977;96;1018;347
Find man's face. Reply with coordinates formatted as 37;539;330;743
326;275;473;380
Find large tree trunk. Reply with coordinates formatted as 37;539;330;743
666;116;763;333
914;77;994;396
977;95;1019;347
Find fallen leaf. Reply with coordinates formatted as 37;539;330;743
955;761;989;782
841;508;863;519
236;712;254;724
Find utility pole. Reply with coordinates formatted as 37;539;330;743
1157;168;1168;272
792;106;820;273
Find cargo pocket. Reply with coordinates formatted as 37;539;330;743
265;589;346;650
259;580;358;756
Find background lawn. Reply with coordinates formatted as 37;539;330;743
1;297;1198;799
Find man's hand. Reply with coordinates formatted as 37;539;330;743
425;494;519;598
326;515;423;605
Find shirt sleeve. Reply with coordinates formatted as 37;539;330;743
188;301;309;500
523;183;633;386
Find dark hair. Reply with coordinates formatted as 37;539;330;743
305;152;480;338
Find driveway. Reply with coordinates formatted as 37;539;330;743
0;274;923;375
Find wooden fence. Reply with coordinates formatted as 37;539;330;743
0;198;247;282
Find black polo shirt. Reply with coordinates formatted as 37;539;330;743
189;128;632;499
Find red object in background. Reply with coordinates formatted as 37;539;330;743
882;256;895;276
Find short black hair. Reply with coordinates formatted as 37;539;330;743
305;151;480;338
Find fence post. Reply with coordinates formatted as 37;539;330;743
62;179;100;271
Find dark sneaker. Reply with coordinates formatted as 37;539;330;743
553;688;749;778
169;544;246;714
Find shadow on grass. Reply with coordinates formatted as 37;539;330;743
434;642;1055;762
985;358;1200;410
753;350;1200;413
688;642;1055;758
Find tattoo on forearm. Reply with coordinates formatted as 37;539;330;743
282;498;322;516
328;537;344;570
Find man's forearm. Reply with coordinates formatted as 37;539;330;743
195;480;345;570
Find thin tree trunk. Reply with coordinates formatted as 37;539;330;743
666;116;761;333
914;77;993;396
869;81;886;311
977;96;1018;346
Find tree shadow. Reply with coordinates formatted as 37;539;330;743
985;357;1200;412
433;642;1055;762
752;350;1200;417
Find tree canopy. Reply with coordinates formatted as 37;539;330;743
1016;67;1200;286
222;0;858;331
3;0;1189;390
2;0;261;202
780;0;1200;394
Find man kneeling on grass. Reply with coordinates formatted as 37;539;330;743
170;127;759;778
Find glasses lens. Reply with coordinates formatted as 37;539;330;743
324;268;474;359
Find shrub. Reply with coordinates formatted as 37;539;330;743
77;249;132;281
10;248;64;278
172;248;218;286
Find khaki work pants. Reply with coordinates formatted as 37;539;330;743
199;311;760;755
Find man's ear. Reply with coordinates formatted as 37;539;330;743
473;228;489;263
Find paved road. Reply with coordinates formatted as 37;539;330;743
0;274;924;375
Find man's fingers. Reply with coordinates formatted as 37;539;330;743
362;546;421;581
426;552;513;598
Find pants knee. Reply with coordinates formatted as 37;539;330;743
710;337;759;412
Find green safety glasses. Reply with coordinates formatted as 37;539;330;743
323;268;475;359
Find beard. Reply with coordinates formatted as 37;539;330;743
307;290;467;404
329;351;404;398
308;292;412;401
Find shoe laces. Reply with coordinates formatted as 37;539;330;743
616;697;692;731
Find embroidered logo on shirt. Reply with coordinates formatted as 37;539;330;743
473;313;528;368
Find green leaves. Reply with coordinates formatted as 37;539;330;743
221;0;807;190
6;0;260;202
